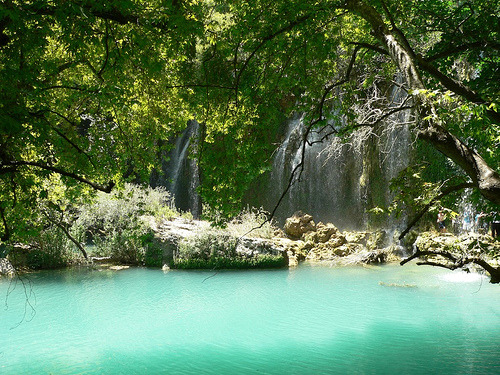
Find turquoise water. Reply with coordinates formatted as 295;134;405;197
0;264;499;374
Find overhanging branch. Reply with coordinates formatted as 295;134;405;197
0;161;114;193
398;181;475;240
401;246;500;284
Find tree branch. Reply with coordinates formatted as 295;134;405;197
43;210;88;259
234;14;311;105
350;40;500;124
398;181;475;240
0;206;10;242
415;54;500;123
0;161;114;193
426;41;500;62
401;247;500;284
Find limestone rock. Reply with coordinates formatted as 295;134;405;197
287;251;299;267
414;231;500;258
316;223;338;243
326;234;347;248
303;231;318;243
361;250;386;264
284;211;316;239
367;230;387;250
0;258;14;276
344;231;370;245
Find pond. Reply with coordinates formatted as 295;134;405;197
1;264;499;374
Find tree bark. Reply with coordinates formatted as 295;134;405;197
346;0;500;205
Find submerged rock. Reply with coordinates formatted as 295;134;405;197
109;265;129;271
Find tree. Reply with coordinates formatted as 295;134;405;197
0;0;202;242
185;0;499;207
183;0;499;279
1;1;499;278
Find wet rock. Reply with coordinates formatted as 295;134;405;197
413;231;500;261
326;234;347;248
367;230;387;250
343;231;370;246
287;251;299;267
361;250;386;264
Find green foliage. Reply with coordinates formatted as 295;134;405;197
175;226;286;269
224;207;277;239
173;254;286;270
143;234;165;268
8;227;77;270
1;0;499;243
74;183;175;264
178;231;238;261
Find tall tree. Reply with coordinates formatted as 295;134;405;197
1;1;499;262
0;0;202;241
187;0;499;210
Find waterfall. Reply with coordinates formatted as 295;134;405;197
151;120;201;218
155;82;412;229
257;82;412;230
258;116;410;230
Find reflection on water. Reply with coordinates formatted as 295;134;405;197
0;264;499;374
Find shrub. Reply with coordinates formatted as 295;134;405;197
8;227;79;270
173;254;286;269
175;229;286;269
74;183;177;264
225;207;277;239
178;231;238;261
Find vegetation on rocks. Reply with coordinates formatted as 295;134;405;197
2;184;177;270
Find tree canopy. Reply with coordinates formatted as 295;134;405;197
1;0;499;243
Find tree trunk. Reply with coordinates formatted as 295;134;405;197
346;0;500;205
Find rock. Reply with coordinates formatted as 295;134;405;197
303;231;318;243
287;251;299;267
332;245;353;257
316;223;338;243
0;258;15;276
91;256;112;263
412;231;500;263
284;211;316;239
361;250;386;264
236;237;284;257
326;234;347;248
344;231;370;245
109;265;129;270
367;230;387;250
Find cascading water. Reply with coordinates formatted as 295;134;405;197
157;83;412;230
257;83;412;230
257;119;409;229
150;120;201;218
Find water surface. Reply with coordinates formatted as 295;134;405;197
1;264;499;374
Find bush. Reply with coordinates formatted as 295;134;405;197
173;254;286;269
74;183;177;265
178;231;238;261
8;227;79;270
225;207;277;239
175;229;286;269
